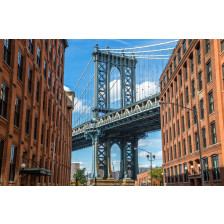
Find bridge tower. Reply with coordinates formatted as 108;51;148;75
89;44;139;182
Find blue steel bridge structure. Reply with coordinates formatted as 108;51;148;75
72;40;178;180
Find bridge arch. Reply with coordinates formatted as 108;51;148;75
110;143;121;180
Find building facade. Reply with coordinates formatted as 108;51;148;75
0;39;74;186
135;170;161;186
160;39;224;186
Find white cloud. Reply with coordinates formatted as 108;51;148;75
110;79;121;103
136;81;159;101
64;85;71;91
111;153;117;157
73;97;91;114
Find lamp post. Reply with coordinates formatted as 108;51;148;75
134;147;155;186
159;101;205;186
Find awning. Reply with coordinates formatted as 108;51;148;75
20;168;52;176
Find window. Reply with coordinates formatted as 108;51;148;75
177;120;180;136
53;78;55;94
166;130;168;143
162;115;164;127
193;105;197;124
203;157;209;182
184;63;188;81
174;144;176;159
49;44;52;59
0;82;8;119
167;168;170;183
45;39;48;50
171;147;173;160
182;116;185;132
202;127;206;148
221;39;224;53
183;40;186;54
181;93;183;109
205;39;210;54
28;39;33;54
34;116;38;140
173;123;176;139
58;43;60;55
208;90;214;114
170;64;172;76
175;78;177;93
163;76;166;86
41;123;44;145
54;54;56;69
0;138;5;177
44;60;46;78
14;96;21;128
188;39;192;45
187;111;190;129
178;48;181;62
179;164;183;183
200;99;204;120
48;98;51;117
210;121;217;145
163;133;165;146
190;54;194;73
28;66;32;93
176;99;179;114
61;53;63;64
212;155;220;181
174;57;176;69
25;107;30;135
57;64;60;77
195;132;199;151
167;149;169;162
48;70;51;86
189;135;192;153
171;167;174;183
37;45;41;67
36;79;39;102
60;93;62;106
17;50;23;81
179;71;182;87
198;71;203;91
197;43;201;65
3;39;11;65
206;60;212;83
46;129;49;148
164;169;167;183
172;104;174;118
178;141;181;158
170;127;172;141
9;145;17;181
183;139;186;155
175;166;178;183
171;84;173;98
186;87;189;104
43;91;46;112
191;79;195;98
184;163;188;182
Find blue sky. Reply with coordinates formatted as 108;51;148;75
64;39;177;174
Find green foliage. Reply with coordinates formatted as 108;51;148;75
148;167;163;185
73;168;87;186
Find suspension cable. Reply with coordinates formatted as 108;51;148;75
73;98;94;126
73;57;93;92
111;47;175;54
73;73;94;108
99;40;179;51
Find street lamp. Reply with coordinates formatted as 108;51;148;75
159;101;205;186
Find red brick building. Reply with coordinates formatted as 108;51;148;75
135;170;161;186
0;39;74;186
160;39;224;186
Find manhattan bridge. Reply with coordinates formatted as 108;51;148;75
72;40;178;185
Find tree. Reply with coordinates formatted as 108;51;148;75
73;168;87;186
148;167;163;186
